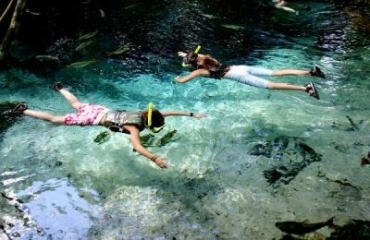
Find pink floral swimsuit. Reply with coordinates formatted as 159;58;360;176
64;103;109;125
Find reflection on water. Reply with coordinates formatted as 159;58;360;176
1;178;99;239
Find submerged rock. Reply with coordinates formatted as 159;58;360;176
327;219;370;239
250;136;322;185
0;101;24;133
277;217;370;240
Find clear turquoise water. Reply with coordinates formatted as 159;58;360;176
1;2;370;240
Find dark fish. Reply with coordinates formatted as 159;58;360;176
346;115;359;131
360;152;370;167
35;55;60;62
75;40;94;52
361;158;370;167
140;133;155;146
66;60;97;68
155;129;177;146
78;30;99;41
94;130;111;144
106;46;129;57
275;217;334;235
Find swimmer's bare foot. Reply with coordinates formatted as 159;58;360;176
52;82;63;91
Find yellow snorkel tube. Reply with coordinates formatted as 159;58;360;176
147;102;164;133
182;45;201;67
147;102;153;127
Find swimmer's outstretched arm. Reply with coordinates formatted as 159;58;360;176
125;125;168;169
174;68;209;83
161;111;206;118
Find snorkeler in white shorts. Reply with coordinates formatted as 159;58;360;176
175;49;325;100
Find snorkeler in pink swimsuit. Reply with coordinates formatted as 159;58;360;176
12;82;206;169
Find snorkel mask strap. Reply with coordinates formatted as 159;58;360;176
182;45;201;67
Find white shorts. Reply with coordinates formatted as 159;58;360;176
224;65;273;88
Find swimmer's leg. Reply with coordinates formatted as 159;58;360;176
271;69;310;76
266;81;306;91
272;66;325;78
52;82;83;109
23;109;65;124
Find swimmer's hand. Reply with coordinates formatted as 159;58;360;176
192;113;207;118
174;76;183;83
178;51;186;57
153;156;168;169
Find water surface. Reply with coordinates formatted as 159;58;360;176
1;1;370;239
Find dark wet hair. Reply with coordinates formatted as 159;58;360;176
185;52;223;76
143;109;165;128
184;52;198;66
202;55;222;70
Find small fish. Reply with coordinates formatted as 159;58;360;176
78;30;99;41
75;40;94;52
155;129;177;146
94;130;111;144
25;9;41;16
200;13;217;19
360;152;370;167
35;55;59;62
275;217;335;235
124;3;140;10
346;115;359;131
99;9;105;18
106;46;129;56
66;60;97;68
221;24;245;30
140;133;155;146
361;158;370;167
325;176;359;190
